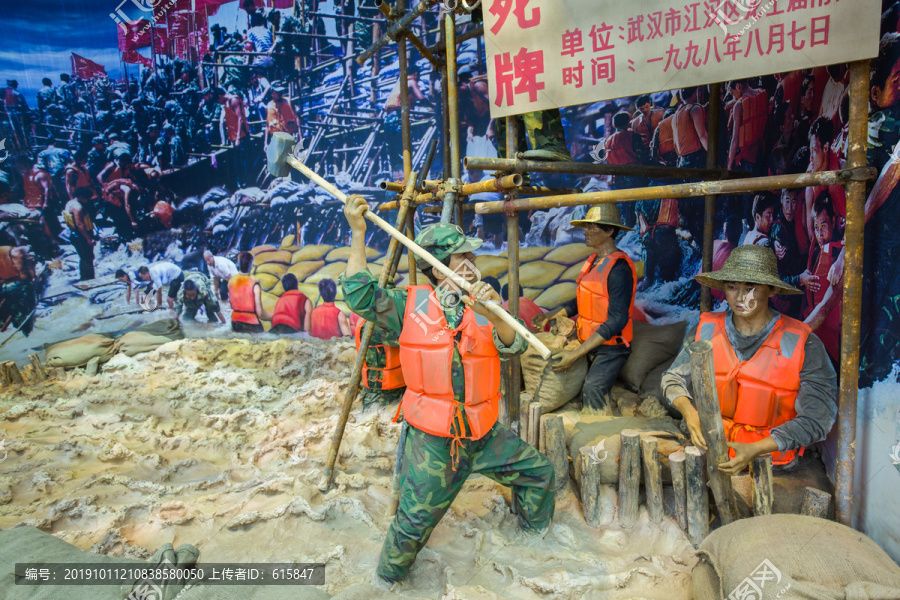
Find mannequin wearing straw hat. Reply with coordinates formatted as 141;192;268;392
533;204;637;413
661;245;837;475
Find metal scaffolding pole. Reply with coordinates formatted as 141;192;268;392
700;83;722;313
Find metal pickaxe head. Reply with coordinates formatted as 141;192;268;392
266;132;297;178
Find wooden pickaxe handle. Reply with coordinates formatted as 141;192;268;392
284;155;552;359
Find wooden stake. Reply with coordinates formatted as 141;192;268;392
543;416;569;491
28;354;46;381
641;437;664;524
21;364;34;384
4;361;23;385
85;356;100;376
688;341;739;525
751;454;774;516
528;402;541;449
0;362;11;386
800;487;832;518
618;429;641;527
581;452;602;527
53;367;67;381
669;450;688;530
685;446;710;546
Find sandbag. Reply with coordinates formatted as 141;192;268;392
569;416;685;484
502;261;566;289
535;282;576;309
116;331;178;356
305;262;347;284
292;245;334;263
254;262;289;277
45;334;117;369
254;273;280;292
254;249;293;265
131;318;185;340
521;316;587;412
474;255;508;279
288;260;325;282
618;320;687;392
560;262;584;282
325;246;380;262
544;244;594;265
249;244;277;256
499;247;549;261
696;514;900;600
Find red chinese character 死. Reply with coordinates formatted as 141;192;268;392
743;28;764;57
788;20;806;50
513;47;546;102
563;61;584;88
626;15;645;43
662;44;683;71
786;0;807;10
488;0;541;36
684;39;703;67
494;53;515;107
561;29;584;57
589;23;615;52
591;55;615;84
810;15;830;47
683;2;702;32
647;11;664;39
665;7;683;36
767;22;785;54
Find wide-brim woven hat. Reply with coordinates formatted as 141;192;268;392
694;244;802;295
570;204;634;231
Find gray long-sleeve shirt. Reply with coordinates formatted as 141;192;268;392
661;311;837;452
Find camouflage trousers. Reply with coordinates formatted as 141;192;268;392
376;422;555;582
496;109;571;160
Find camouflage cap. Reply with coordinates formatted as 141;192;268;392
413;223;482;269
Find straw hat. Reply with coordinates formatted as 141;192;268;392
694;244;802;295
570;204;634;231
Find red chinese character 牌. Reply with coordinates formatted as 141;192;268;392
563;61;584;88
561;29;584;57
494;52;515;107
589;23;615;52
489;0;541;35
514;47;546;102
591;55;615;84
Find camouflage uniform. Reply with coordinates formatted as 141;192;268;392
359;322;406;407
496;109;572;161
174;272;221;322
340;224;555;583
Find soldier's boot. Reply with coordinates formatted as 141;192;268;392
522;109;572;162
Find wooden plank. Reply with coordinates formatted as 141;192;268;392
581;452;602;527
618;429;641;527
688;340;739;525
800;487;832;519
686;446;710;546
4;361;23;385
751;454;774;516
543;416;569;491
670;450;688;530
528;402;541;449
641;437;664;524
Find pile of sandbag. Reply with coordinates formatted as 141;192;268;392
45;334;118;369
693;514;900;600
115;318;185;357
521;315;587;413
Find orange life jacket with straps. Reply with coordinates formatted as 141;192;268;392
631;109;663;147
657;115;676;157
272;289;309;331
695;312;809;466
228;274;260;325
575;251;637;344
673;103;705;157
397;286;501;458
604;130;640;166
310;303;344;339
737;91;768;164
354;318;405;390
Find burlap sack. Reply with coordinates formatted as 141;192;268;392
116;332;178;356
45;334;117;369
694;514;900;600
521;316;587;412
504;261;567;289
568;416;686;484
544;243;594;265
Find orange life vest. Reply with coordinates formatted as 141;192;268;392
397;285;501;451
65;164;92;192
575;251;637;344
695;312;809;465
354;318;405;390
228;274;260;325
631;109;664;147
736;91;768;164
272;289;309;331
310;303;344;339
224;95;248;142
673;103;705;157
805;242;842;362
657;115;676;158
604;130;640;166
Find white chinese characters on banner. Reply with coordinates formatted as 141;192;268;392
483;0;881;118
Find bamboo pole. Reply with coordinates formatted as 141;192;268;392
751;454;774;516
685;446;710;546
618;429;641;527
701;83;721;313
506;115;522;440
688;340;739;525
377;175;522;211
441;10;461;223
581;452;602;527
800;487;832;519
669;450;688;530
544;416;569;491
641;437;664;524
355;0;436;66
475;168;876;214
463;156;740;180
835;59;870;527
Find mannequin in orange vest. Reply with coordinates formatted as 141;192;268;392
533;204;636;414
340;196;555;587
662;245;837;474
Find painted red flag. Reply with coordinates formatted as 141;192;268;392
122;48;152;67
153;27;170;55
117;20;152;51
271;0;295;8
71;53;107;79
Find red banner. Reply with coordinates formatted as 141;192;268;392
153;27;170;56
122;48;152;67
71;53;107;79
117;20;152;52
